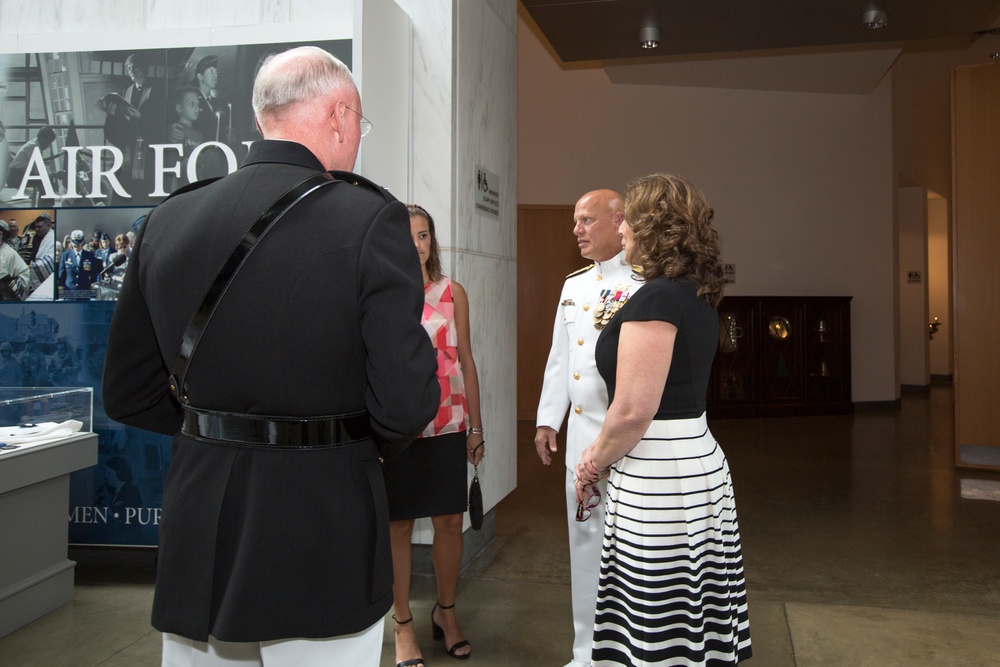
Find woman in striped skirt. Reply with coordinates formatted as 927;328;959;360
576;173;751;666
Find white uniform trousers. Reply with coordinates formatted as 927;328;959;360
161;619;384;667
565;467;606;667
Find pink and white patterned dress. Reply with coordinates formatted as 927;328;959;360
420;277;467;438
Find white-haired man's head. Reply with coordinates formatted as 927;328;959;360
251;46;364;172
252;46;355;119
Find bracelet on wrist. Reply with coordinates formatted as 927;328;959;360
467;427;484;436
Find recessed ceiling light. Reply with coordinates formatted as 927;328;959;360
862;8;889;29
639;25;660;49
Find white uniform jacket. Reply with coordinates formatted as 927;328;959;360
536;251;644;470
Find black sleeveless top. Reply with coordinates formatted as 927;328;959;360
595;276;719;419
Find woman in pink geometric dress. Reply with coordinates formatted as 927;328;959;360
384;204;485;667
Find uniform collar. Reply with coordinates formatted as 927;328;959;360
242;140;326;172
593;250;629;275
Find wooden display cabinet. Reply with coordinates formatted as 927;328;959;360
708;296;852;418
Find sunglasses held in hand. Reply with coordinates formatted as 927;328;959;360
576;485;601;522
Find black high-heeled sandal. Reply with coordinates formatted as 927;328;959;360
392;614;427;667
431;602;471;660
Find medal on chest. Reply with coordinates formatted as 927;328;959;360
594;284;632;330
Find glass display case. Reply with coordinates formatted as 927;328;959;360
0;387;97;637
0;387;92;427
0;388;93;456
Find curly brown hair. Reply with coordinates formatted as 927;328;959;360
406;204;442;282
624;173;725;307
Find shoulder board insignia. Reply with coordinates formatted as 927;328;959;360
160;176;223;202
327;170;395;203
138;176;223;238
566;264;595;279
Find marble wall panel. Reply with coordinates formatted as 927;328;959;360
452;0;518;511
453;250;517;506
455;0;517;260
147;0;261;31
412;1;519;542
0;0;144;36
395;0;451;237
261;0;291;24
1;1;354;49
484;0;517;32
13;28;212;53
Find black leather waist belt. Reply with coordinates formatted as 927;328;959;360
182;408;372;449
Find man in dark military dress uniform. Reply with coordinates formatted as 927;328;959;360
103;46;438;666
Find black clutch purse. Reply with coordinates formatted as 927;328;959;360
468;443;484;530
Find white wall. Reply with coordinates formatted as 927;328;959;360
517;12;896;403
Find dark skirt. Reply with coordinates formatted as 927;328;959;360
383;431;468;520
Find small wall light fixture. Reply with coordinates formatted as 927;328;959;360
639;24;661;49
861;7;889;29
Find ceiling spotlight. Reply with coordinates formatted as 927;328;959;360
639;25;661;49
861;8;889;29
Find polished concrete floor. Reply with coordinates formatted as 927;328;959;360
2;386;999;666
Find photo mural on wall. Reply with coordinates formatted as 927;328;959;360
0;38;351;546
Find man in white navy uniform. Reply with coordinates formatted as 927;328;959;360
534;189;643;667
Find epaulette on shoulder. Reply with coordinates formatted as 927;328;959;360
328;170;394;203
566;264;595;279
161;176;222;203
137;177;222;239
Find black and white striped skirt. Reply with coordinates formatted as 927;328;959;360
592;414;752;666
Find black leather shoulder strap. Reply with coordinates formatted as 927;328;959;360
168;171;337;404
